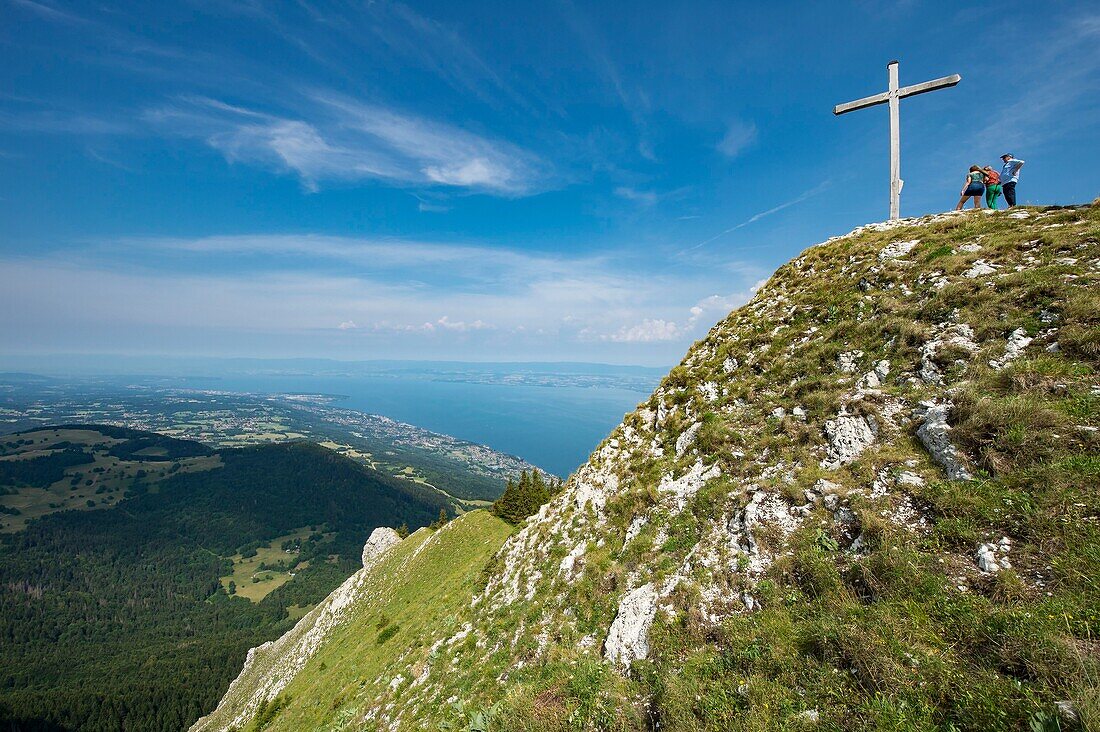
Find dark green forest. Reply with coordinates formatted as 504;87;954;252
0;448;94;489
0;429;451;732
490;470;558;524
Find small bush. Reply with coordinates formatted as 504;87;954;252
376;624;399;645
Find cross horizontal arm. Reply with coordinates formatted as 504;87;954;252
897;74;961;99
833;91;890;115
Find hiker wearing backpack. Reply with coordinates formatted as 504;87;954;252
955;165;985;210
982;166;1003;210
999;153;1025;208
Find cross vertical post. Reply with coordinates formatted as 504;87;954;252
834;60;961;220
888;61;901;221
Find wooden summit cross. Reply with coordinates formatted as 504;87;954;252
835;60;961;220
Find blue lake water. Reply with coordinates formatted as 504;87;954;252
174;373;653;477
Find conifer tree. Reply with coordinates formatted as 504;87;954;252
491;470;552;525
429;508;449;530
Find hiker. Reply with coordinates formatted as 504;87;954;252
999;153;1025;208
982;166;1003;210
956;165;985;210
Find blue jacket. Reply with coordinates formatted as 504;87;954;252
1001;158;1025;184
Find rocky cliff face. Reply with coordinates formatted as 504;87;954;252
197;206;1099;732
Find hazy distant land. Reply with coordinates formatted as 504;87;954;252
0;361;661;506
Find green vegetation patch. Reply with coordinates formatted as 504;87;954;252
220;526;335;603
195;510;513;732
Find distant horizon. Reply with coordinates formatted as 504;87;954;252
0;353;671;374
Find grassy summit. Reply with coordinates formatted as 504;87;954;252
199;205;1099;732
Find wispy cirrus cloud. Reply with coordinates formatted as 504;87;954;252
9;0;87;25
0;107;135;135
144;94;549;195
973;13;1100;151
120;233;597;288
717;118;758;158
0;233;759;359
681;180;832;254
613;186;659;205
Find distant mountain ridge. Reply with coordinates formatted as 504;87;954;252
196;205;1099;731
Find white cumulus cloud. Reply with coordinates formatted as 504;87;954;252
606;319;682;343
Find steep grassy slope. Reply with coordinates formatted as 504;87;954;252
191;510;513;731
200;205;1099;732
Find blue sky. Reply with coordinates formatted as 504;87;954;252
1;0;1097;367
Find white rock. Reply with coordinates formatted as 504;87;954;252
837;351;863;373
728;491;804;576
878;239;919;260
699;381;719;402
362;527;402;569
959;243;982;253
919;323;978;384
675;421;702;457
792;406;807;421
795;709;821;723
659;460;721;511
722;357;739;374
989;328;1033;370
858;360;891;390
771;407;787;419
897;471;925;487
623;516;648;547
858;371;881;389
915;403;972;481
964;259;998;278
976;544;1000;573
604;583;658;667
821;414;875;468
559;541;587;578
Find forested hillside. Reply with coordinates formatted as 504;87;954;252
0;426;451;731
